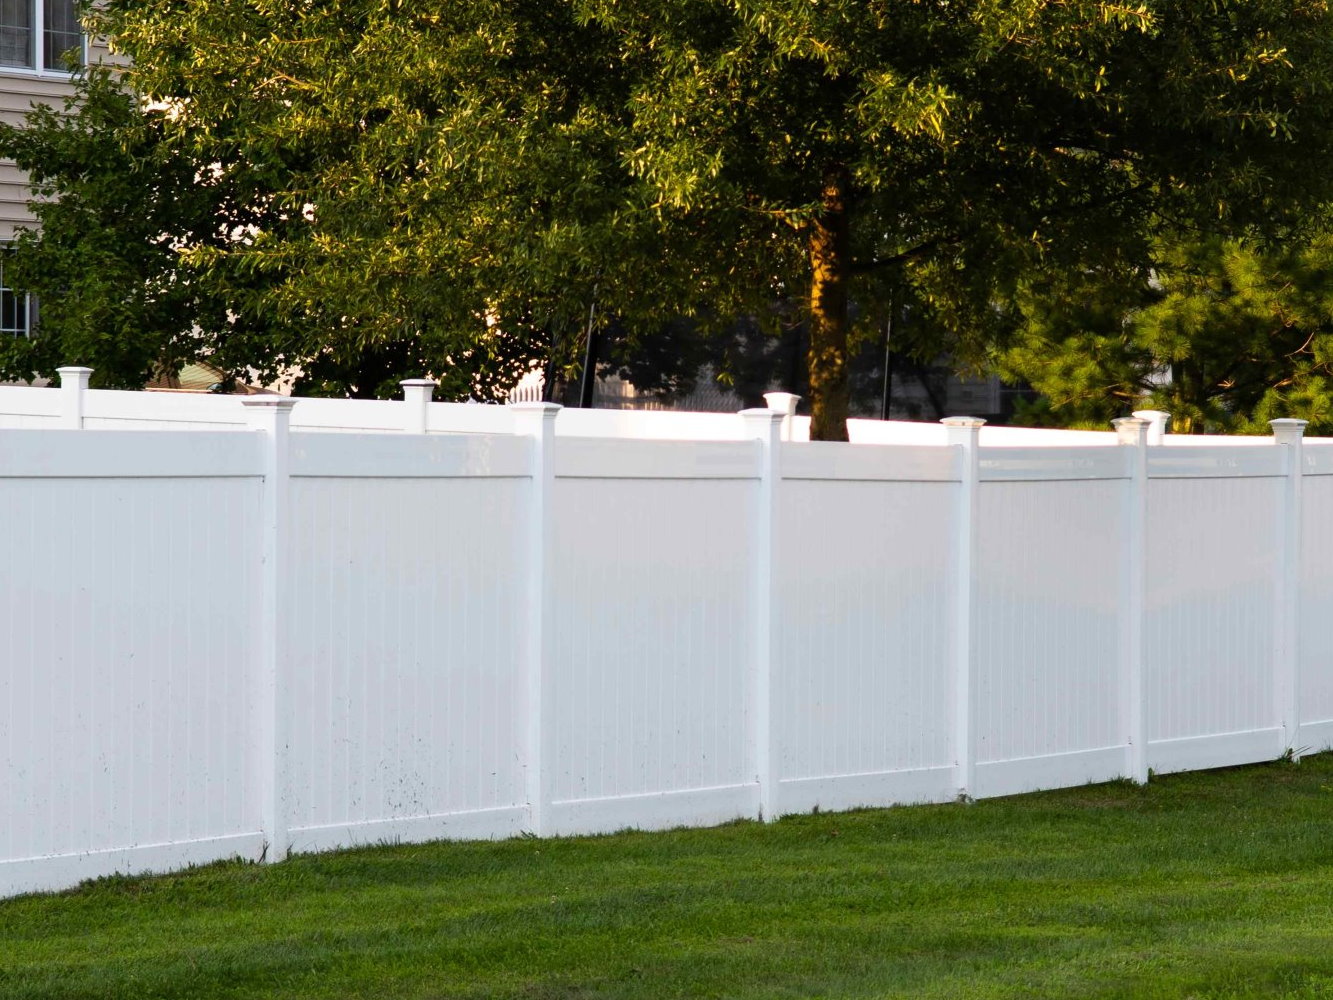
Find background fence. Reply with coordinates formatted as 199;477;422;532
3;370;1332;898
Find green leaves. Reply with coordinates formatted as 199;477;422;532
8;0;1333;416
999;225;1333;434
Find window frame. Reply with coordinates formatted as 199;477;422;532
0;252;33;339
0;0;86;78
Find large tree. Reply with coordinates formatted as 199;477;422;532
0;62;541;398
0;67;250;389
11;2;1333;428
575;0;1333;436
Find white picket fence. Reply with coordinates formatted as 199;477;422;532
3;368;1332;899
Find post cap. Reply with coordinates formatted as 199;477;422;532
1130;409;1170;444
762;392;800;416
399;378;437;389
1112;416;1149;445
1270;418;1309;444
940;416;986;428
240;396;298;409
57;366;94;388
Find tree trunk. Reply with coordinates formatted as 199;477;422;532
1170;359;1203;434
807;164;852;441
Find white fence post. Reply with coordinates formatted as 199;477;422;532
1271;418;1308;759
400;378;437;434
1132;409;1171;446
511;402;561;835
943;416;984;800
763;392;800;442
57;366;92;429
1113;416;1150;783
242;396;297;862
742;408;784;821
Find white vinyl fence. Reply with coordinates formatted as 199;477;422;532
2;370;1332;899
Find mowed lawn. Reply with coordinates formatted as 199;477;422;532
5;756;1333;1000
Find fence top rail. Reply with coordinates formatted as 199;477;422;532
554;436;759;480
425;403;518;436
285;395;414;432
291;431;530;479
782;441;959;483
845;419;1119;449
0;384;58;418
1301;443;1333;477
1;378;1328;455
0;429;259;478
978;446;1127;482
1148;445;1285;479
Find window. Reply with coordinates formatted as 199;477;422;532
0;257;31;337
0;0;82;73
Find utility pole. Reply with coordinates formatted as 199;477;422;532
880;298;895;421
578;285;600;408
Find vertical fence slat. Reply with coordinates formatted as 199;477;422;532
57;366;92;430
400;379;436;434
943;417;984;800
511;403;560;835
1272;418;1307;758
1114;416;1149;783
742;409;783;820
242;397;297;861
762;393;799;442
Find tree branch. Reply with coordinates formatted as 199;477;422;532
851;237;949;275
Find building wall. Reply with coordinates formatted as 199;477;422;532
0;36;116;241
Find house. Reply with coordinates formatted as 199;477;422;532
0;1;109;336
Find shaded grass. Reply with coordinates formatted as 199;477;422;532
5;756;1333;998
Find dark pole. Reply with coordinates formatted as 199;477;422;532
880;297;894;420
578;285;600;409
540;324;559;402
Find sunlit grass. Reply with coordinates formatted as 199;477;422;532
4;755;1333;999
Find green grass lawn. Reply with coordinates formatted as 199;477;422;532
5;756;1333;999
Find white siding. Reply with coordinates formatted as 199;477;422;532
0;37;118;240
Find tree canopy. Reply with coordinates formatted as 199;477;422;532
998;224;1333;434
6;2;1333;431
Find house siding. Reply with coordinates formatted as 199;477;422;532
0;161;37;238
0;36;116;241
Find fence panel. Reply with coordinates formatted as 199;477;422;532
1145;474;1282;772
775;443;958;813
546;438;758;833
973;478;1127;795
284;434;532;850
1300;469;1333;749
5;405;1333;900
0;432;262;897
